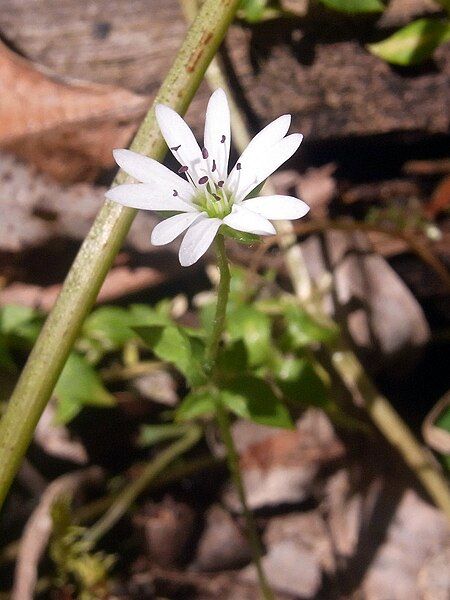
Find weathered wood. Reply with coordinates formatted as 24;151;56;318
0;0;448;140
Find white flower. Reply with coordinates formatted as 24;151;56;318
106;89;309;267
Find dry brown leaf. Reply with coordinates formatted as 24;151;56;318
0;41;148;182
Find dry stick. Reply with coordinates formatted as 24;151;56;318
0;0;241;511
194;38;450;521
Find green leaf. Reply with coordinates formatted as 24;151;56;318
220;376;294;429
176;389;216;421
319;0;384;13
228;306;272;366
217;339;249;376
435;405;450;433
275;357;328;408
221;225;261;245
283;306;338;349
134;325;206;386
239;0;268;22
129;304;172;327
138;423;191;447
82;306;135;350
54;353;116;424
367;18;450;66
0;305;39;334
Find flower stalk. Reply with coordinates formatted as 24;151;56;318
0;0;242;511
207;236;274;600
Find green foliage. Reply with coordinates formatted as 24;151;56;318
219;376;294;428
138;422;192;447
0;305;43;371
275;356;329;408
281;304;339;349
238;0;286;23
367;18;450;65
221;224;261;245
227;305;272;366
50;496;115;600
134;324;207;387
319;0;384;13
176;389;216;421
54;353;116;424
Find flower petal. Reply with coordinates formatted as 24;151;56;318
204;88;230;182
106;184;197;212
230;133;303;202
226;114;291;193
155;104;203;181
178;216;222;267
151;212;201;246
242;195;310;220
113;149;194;201
223;205;276;235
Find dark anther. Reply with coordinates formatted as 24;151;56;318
218;180;224;187
221;135;226;143
236;162;242;171
178;165;189;174
173;190;178;196
171;145;181;151
212;159;216;172
213;194;221;201
202;147;209;159
198;176;208;185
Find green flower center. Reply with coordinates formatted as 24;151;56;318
193;183;234;219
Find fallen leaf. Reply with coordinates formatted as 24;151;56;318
0;41;148;182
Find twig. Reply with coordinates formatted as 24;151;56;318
0;0;242;510
11;467;103;600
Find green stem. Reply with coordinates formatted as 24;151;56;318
0;0;241;511
206;236;274;600
205;235;231;372
84;425;201;545
216;402;274;600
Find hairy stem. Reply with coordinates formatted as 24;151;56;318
216;401;274;600
206;236;274;599
84;425;202;544
0;0;241;510
205;235;231;372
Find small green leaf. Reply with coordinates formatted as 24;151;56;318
320;0;384;13
275;357;328;408
82;306;135;350
228;306;272;366
217;339;249;376
129;304;172;327
221;225;261;245
0;305;39;334
138;423;191;447
283;306;338;349
54;353;116;424
220;376;294;429
176;390;216;421
435;405;450;433
134;325;206;386
367;18;450;66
